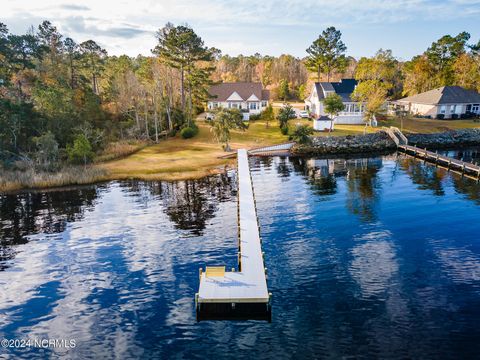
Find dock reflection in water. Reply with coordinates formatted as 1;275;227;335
0;151;480;359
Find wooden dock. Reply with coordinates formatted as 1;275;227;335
398;144;480;180
195;149;271;321
383;126;480;181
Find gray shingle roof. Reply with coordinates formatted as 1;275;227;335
313;79;358;101
209;82;269;102
397;86;480;105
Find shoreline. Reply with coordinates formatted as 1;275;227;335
2;128;480;194
293;128;480;156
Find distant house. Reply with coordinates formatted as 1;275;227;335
304;79;365;131
207;82;270;120
393;86;480;119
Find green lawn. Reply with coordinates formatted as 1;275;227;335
378;116;480;134
99;115;480;182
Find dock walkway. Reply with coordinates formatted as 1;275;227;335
383;126;480;180
196;149;271;321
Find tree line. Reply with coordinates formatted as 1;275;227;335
0;21;215;170
1;20;479;169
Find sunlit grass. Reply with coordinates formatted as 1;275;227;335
378;116;480;134
98;119;291;181
0;166;109;192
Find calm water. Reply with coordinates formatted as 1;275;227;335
1;151;480;359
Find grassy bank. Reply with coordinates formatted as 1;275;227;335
99;119;385;182
2;115;479;192
378;116;480;134
98;119;289;181
0;166;109;192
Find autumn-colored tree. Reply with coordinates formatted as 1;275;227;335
352;80;388;130
453;53;480;92
355;49;402;96
402;55;437;96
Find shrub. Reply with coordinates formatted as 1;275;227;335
277;104;296;129
436;114;445;120
260;105;274;121
180;126;198;139
249;113;261;121
451;114;459;119
280;126;289;135
291;124;314;144
67;134;94;165
33;131;59;171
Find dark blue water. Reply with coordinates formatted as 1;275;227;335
1;153;480;359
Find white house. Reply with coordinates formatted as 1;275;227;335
207;82;270;120
393;86;480;119
304;79;365;131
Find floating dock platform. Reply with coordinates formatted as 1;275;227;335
195;149;271;321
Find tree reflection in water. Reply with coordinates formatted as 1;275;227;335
121;173;236;236
345;158;382;222
0;186;102;269
451;177;480;205
399;157;447;196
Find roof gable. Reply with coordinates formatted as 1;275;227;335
247;93;259;101
227;91;244;101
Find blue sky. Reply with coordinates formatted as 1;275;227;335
2;0;480;60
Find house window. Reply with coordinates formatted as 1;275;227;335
472;104;479;113
466;104;472;111
450;105;456;113
440;105;446;114
212;102;218;108
261;101;267;107
249;102;258;110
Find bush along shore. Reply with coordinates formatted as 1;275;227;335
292;129;480;155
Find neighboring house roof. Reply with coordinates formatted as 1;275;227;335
397;86;480;105
209;82;269;102
311;79;358;102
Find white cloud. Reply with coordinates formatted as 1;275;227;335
1;0;479;57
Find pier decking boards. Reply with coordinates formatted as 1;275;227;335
398;144;480;180
196;149;271;321
385;126;480;181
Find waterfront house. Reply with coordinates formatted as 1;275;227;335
207;82;270;120
393;86;480;119
304;79;365;131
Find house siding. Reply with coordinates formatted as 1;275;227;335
305;83;365;125
397;101;479;118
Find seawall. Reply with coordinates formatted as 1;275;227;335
293;129;480;155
